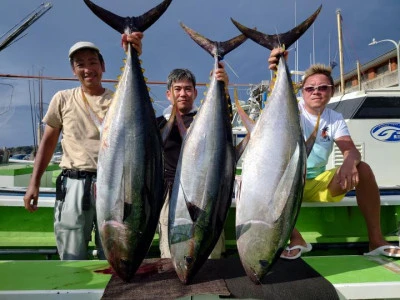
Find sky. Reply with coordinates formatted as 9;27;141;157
0;0;399;147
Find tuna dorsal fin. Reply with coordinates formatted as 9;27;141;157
230;5;322;50
305;111;321;157
180;22;248;61
160;104;177;146
234;87;255;133
83;0;172;33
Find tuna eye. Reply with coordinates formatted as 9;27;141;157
184;255;193;265
259;260;269;268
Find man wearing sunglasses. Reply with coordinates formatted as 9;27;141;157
268;48;400;259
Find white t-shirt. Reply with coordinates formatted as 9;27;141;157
298;99;350;179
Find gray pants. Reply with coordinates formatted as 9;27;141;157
54;176;105;260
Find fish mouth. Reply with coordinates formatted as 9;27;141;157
174;257;195;285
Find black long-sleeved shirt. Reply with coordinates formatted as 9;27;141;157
157;112;196;184
157;95;232;186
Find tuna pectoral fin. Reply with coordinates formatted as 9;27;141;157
186;201;206;224
305;111;321;157
230;5;322;50
123;203;132;222
83;0;172;33
272;143;302;221
236;222;251;240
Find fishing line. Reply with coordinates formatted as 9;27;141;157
223;59;239;79
0;82;15;128
0;82;14;117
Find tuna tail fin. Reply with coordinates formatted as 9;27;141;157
180;22;247;61
233;88;253;161
83;0;172;33
305;111;321;157
230;5;322;50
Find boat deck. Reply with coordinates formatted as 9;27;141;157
0;255;400;300
1;189;400;299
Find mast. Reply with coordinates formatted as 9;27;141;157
294;0;299;84
356;60;362;91
336;9;345;94
0;3;53;52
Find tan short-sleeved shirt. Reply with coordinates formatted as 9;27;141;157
43;87;113;172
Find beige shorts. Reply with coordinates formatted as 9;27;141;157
303;167;347;203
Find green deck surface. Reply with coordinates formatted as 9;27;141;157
0;260;111;290
303;255;400;284
0;256;399;291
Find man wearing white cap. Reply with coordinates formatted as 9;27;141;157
23;33;143;260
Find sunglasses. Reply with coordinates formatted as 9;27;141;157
303;84;333;93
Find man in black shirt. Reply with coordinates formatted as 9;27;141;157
157;67;230;258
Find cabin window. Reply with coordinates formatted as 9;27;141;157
353;96;400;119
328;96;400;119
376;64;389;75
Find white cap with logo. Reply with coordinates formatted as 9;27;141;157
68;41;100;59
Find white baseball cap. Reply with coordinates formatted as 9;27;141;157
68;41;100;59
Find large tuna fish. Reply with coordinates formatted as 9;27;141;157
230;6;322;283
83;0;172;282
168;23;247;284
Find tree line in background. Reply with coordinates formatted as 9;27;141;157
7;143;62;156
